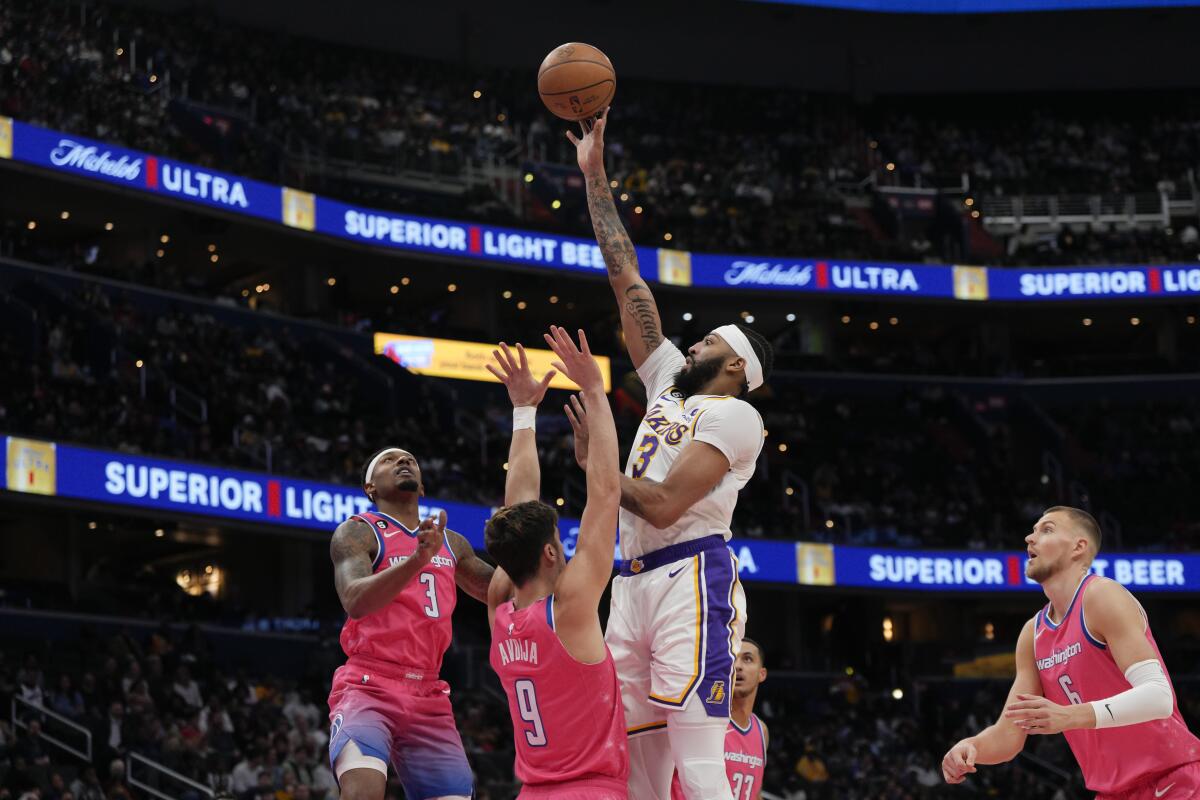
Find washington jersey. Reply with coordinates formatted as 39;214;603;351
670;714;767;800
490;596;629;789
620;341;764;559
338;511;458;675
1034;574;1200;795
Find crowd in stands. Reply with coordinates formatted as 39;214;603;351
1;259;1196;550
4;0;1200;264
2;618;1148;800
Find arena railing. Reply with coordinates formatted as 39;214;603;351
10;696;92;762
128;751;215;800
981;191;1175;230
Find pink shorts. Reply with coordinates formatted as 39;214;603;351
1097;761;1200;800
327;656;472;799
519;775;628;799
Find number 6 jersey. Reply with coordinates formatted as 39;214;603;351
491;595;629;790
337;511;458;674
621;341;764;560
1033;573;1200;795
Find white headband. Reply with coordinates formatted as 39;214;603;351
712;325;764;393
364;448;405;485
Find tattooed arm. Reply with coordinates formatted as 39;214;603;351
446;529;494;604
568;109;664;369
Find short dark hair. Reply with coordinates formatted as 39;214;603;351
741;637;765;667
1044;505;1102;555
484;501;560;587
734;324;774;397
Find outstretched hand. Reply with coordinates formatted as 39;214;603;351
486;342;556;408
564;394;590;471
565;107;609;177
413;510;446;566
543;326;604;394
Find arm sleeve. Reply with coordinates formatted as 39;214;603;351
635;339;686;402
1090;659;1174;729
692;400;765;470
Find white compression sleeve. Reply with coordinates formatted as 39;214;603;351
1091;659;1174;729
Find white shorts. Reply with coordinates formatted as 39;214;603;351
606;536;746;735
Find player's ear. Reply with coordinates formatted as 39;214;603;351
759;667;767;683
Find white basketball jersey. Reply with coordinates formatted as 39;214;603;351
619;341;764;559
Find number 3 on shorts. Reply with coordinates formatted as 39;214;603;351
631;434;660;479
515;679;547;746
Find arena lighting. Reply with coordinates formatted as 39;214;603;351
609;180;618;189
401;277;410;286
551;199;562;209
87;521;98;530
26;221;36;230
262;283;270;292
555;498;565;507
841;315;851;324
135;360;144;368
472;90;482;99
971;210;982;219
785;487;794;496
390;285;399;294
825;519;835;529
115;47;123;55
744;315;755;323
740;311;750;319
845;667;855;676
786;313;797;322
778;443;788;453
497;113;506;122
60;210;70;220
502;462;509;471
619;193;629;202
1040;474;1050;484
447;284;457;292
156;249;164;258
1130;316;1141;326
149;74;157;84
516;301;527;310
549;296;559;304
326;277;336;286
207;243;217;252
210;254;219;263
523;173;533;183
663;233;673;241
104;222;114;231
1188;316;1197;325
160;234;169;243
869;321;880;330
241;289;249;297
882;617;894;642
964;197;975;207
985;622;995;641
1083;317;1093;326
886;162;896;171
892;689;904;700
502;290;513;299
889;317;899;326
154;529;165;537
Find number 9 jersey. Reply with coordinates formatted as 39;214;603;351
338;510;458;672
491;595;629;797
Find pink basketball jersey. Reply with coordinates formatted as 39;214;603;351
338;511;458;675
670;714;767;800
490;596;628;788
1034;574;1200;794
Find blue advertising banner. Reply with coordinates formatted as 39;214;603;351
7;118;1200;302
1;436;797;583
825;545;1199;592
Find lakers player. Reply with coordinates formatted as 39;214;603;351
567;109;773;800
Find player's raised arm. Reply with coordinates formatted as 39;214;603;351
543;326;619;663
568;109;664;369
331;511;444;619
942;618;1040;784
487;342;556;506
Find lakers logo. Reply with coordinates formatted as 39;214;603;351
630;558;644;574
705;681;726;704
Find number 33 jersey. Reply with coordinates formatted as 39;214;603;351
337;511;458;675
621;341;765;560
490;596;629;790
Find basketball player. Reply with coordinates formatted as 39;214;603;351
568;108;773;800
941;506;1200;799
484;329;628;799
326;445;500;800
670;639;770;800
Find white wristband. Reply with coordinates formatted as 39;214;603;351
513;406;537;431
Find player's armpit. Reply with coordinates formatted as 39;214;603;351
1081;578;1157;672
446;529;494;604
619;440;730;530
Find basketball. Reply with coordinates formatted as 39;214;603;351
537;42;616;121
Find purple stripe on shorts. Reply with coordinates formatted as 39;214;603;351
697;548;737;717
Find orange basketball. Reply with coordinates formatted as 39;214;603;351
537;43;616;121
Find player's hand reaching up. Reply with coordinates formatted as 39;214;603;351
413;510;446;566
544;326;604;394
564;394;590;471
487;342;556;409
941;739;978;784
565;107;608;178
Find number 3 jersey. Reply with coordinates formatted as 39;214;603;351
490;596;629;789
1034;574;1200;795
621;341;765;560
337;511;458;675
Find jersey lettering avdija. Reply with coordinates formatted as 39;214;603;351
620;341;764;560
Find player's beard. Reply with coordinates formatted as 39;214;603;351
396;478;420;493
673;355;724;398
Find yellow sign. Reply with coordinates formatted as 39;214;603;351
796;542;835;586
657;249;692;287
952;265;989;301
0;116;12;160
282;187;316;231
6;437;57;496
374;333;611;393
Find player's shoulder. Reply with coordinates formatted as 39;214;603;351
1082;574;1145;619
696;394;764;429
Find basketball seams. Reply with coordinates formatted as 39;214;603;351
539;79;616;98
537;59;615;79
